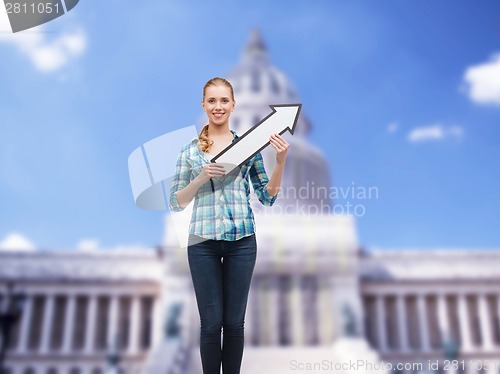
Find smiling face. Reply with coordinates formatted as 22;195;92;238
202;84;235;127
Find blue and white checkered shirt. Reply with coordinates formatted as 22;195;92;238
169;130;277;241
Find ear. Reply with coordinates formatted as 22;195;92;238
201;100;206;112
231;100;236;112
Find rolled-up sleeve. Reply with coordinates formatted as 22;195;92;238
169;146;191;212
249;152;277;206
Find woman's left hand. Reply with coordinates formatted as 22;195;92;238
269;133;289;165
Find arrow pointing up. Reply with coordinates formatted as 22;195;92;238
211;104;302;174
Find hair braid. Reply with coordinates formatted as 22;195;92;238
198;124;213;153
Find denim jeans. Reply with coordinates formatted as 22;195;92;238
187;233;257;374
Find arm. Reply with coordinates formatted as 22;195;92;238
169;148;191;212
169;147;225;211
266;162;285;197
266;133;289;197
249;133;289;206
174;176;204;209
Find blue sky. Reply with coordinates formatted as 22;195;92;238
0;0;499;251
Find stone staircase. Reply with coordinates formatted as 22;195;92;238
153;337;387;374
145;337;193;374
241;338;387;374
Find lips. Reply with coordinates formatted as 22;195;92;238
213;112;225;118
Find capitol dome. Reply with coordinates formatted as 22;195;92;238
226;29;332;211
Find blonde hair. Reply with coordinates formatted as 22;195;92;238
198;77;235;153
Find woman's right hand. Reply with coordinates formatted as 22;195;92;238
196;163;226;184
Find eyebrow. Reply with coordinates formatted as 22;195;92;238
207;97;231;100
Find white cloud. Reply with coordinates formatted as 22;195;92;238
407;124;464;143
76;238;100;251
463;53;500;106
0;232;36;252
0;4;86;72
387;121;399;134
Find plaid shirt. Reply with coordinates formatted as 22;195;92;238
169;130;277;241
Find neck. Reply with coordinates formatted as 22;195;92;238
208;123;231;136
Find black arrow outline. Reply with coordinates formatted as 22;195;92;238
211;103;302;167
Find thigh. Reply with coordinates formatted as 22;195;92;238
187;236;223;328
222;234;257;325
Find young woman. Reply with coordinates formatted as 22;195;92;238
169;77;289;374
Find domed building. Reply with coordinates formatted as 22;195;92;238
210;29;332;213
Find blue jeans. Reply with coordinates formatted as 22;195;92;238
187;234;257;374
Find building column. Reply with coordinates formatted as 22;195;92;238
317;277;332;345
39;294;55;353
457;294;472;352
107;295;119;349
128;295;141;355
288;276;304;345
477;294;494;350
417;294;431;352
257;278;270;345
267;277;279;345
84;295;97;354
396;294;409;352
0;297;4;349
244;287;255;346
17;294;33;354
497;295;500;347
375;295;387;352
437;294;450;345
62;294;76;353
151;296;163;349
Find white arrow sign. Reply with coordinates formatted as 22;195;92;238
211;104;302;173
